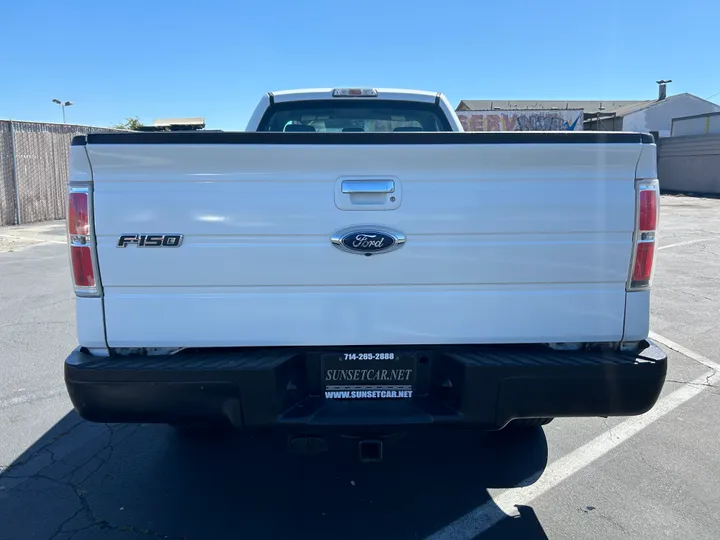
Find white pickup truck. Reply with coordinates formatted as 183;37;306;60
64;88;666;454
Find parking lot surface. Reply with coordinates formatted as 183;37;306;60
1;196;719;540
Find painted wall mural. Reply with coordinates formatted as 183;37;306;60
456;110;584;132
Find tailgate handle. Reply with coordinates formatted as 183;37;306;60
341;180;395;194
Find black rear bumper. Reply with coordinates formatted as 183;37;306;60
64;341;667;431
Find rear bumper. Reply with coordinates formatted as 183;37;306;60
64;341;667;431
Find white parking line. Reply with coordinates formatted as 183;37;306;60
650;331;720;372
0;234;66;245
427;336;719;540
659;237;718;250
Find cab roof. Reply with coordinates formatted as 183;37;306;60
270;88;440;104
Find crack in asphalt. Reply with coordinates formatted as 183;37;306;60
601;418;618;443
2;418;85;471
662;287;714;302
665;378;719;394
594;512;631;535
634;450;654;471
2;423;187;540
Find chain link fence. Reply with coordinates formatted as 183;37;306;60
0;121;120;226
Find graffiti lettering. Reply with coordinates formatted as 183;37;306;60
469;114;484;131
486;114;501;131
501;114;517;131
457;110;583;132
516;114;564;131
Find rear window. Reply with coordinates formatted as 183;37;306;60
258;100;452;132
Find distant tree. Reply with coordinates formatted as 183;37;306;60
111;117;144;130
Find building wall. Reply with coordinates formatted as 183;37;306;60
672;112;720;136
657;134;720;194
584;116;623;131
623;95;720;138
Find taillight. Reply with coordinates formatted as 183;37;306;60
638;189;657;231
628;180;659;290
67;186;100;296
632;242;655;283
71;245;95;287
68;192;89;235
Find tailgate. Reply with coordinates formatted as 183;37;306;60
85;132;644;347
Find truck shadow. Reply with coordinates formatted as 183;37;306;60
0;413;550;540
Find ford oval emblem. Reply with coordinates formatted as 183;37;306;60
331;226;406;256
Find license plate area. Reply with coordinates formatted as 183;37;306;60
322;352;416;400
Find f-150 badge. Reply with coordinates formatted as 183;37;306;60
331;227;405;256
117;234;183;248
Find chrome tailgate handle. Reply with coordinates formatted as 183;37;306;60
341;180;395;194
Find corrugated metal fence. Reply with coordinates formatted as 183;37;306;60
658;134;720;194
0;121;120;226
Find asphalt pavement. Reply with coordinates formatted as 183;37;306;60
0;196;719;540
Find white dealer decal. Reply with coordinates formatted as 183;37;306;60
322;351;415;399
325;368;412;382
325;390;413;400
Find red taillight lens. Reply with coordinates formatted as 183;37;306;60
632;242;655;283
638;189;657;231
68;192;89;236
67;188;99;295
628;180;659;290
71;245;95;287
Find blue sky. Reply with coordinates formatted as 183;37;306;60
2;0;718;130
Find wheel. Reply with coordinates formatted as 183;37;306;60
507;418;554;428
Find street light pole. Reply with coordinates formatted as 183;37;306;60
52;99;73;123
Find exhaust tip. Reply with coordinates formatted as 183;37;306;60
359;439;383;463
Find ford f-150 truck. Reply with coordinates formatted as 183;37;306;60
64;88;666;452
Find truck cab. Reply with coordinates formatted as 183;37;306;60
244;88;463;132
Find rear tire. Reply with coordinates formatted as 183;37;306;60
507;418;554;428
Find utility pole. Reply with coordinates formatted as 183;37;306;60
52;99;73;123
